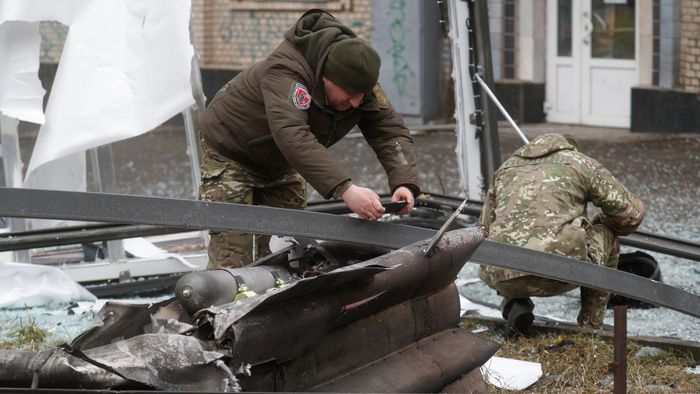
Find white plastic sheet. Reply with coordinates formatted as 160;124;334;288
481;356;543;390
123;237;169;258
0;20;45;123
123;237;203;270
458;290;544;390
0;262;96;309
0;0;195;189
459;293;502;318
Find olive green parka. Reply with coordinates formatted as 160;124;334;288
199;9;419;199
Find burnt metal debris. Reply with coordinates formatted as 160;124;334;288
0;228;499;392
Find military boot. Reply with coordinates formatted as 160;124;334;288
578;287;610;328
502;298;534;338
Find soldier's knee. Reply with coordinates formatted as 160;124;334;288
207;231;254;269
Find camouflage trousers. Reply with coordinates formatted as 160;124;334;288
199;137;307;269
483;224;620;328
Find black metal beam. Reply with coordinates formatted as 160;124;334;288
623;230;700;262
412;193;700;263
0;224;189;252
3;191;699;265
0;187;698;319
0;187;433;249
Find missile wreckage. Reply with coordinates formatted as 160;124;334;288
0;227;501;392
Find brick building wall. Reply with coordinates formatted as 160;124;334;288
36;1;373;70
679;0;700;92
192;0;373;70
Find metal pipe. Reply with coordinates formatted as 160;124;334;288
183;107;202;199
90;145;126;263
473;73;529;144
0;114;31;263
0;224;190;252
612;305;628;394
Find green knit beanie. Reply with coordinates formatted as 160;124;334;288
323;38;381;94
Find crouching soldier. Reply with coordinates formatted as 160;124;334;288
479;133;645;336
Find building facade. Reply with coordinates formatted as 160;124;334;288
492;0;699;132
190;0;445;124
38;0;699;132
189;0;699;132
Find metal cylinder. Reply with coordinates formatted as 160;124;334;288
175;266;294;315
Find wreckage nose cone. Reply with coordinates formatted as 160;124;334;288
440;227;486;267
406;227;485;294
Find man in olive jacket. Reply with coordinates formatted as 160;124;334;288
199;9;419;268
479;133;645;335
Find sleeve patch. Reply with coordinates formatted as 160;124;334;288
291;82;311;110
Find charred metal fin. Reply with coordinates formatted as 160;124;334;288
423;197;469;257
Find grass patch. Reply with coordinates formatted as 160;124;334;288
0;315;56;351
460;318;490;331
478;329;698;393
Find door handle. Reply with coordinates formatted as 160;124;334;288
582;11;593;45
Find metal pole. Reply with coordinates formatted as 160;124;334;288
446;0;484;201
473;73;529;144
471;0;502;182
186;12;208;247
612;305;628;394
185;11;206;200
0;115;31;263
183;107;201;198
90;145;126;262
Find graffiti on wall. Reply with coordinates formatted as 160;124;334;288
212;2;369;70
386;0;415;99
218;10;276;64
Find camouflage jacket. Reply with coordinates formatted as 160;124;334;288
479;133;645;283
199;9;418;199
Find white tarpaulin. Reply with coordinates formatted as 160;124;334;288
0;20;45;124
481;356;542;390
0;262;96;309
0;0;194;189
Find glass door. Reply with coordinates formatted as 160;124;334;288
546;0;639;128
580;0;637;127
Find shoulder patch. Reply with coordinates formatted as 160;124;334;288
291;82;311;110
